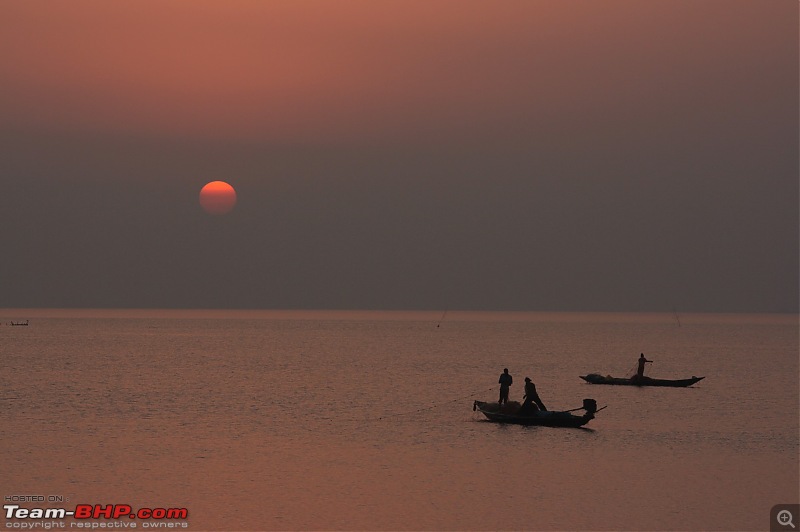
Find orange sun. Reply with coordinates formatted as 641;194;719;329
199;181;237;215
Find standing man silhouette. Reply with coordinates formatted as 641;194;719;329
498;368;513;405
636;353;652;379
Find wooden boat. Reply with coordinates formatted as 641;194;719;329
473;399;599;428
580;373;704;387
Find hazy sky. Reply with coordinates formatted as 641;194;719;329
1;1;797;312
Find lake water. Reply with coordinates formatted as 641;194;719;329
1;310;798;531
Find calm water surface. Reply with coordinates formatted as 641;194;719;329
1;310;798;531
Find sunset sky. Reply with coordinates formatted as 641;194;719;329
1;1;797;312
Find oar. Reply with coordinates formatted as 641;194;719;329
562;404;608;414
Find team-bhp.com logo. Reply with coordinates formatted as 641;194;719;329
5;504;188;527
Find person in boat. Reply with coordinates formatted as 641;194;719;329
634;353;652;380
517;376;547;416
498;368;513;405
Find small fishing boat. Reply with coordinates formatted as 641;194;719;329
580;373;704;387
473;399;600;428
